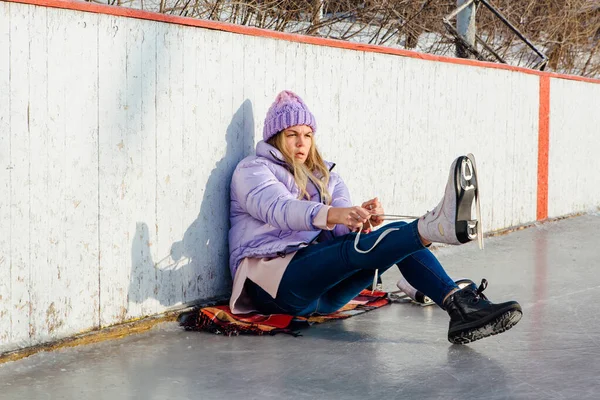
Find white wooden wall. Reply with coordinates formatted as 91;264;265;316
0;1;596;352
548;78;600;218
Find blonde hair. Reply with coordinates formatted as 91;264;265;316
267;131;332;205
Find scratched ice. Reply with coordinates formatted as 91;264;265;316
1;214;599;400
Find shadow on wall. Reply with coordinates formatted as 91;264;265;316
129;100;255;308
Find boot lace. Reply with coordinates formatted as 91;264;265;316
464;278;489;304
476;278;489;300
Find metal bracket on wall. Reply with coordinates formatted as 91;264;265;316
442;0;549;70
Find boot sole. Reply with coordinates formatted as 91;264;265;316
455;155;480;245
448;307;523;345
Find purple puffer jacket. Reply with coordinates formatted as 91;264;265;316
228;141;352;279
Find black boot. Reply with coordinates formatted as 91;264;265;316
444;279;522;344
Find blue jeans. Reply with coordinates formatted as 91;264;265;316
246;220;458;316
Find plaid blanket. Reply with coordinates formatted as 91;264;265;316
178;290;390;336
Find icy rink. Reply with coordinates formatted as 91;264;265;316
1;214;599;400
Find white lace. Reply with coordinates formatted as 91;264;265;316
353;214;419;254
353;214;420;292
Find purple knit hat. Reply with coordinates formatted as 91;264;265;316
263;90;317;142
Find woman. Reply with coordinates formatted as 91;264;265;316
228;90;522;344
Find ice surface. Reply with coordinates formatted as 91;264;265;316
1;214;599;399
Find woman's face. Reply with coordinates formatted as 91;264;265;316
283;125;313;164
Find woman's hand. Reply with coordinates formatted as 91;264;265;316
327;206;372;232
361;197;384;228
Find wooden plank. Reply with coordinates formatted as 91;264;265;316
301;42;324;127
326;49;364;197
206;31;240;297
304;44;335;151
361;53;397;204
0;1;12;349
176;28;226;303
208;31;234;297
154;22;185;309
242;34;267;141
59;9;99;335
178;25;202;304
42;7;69;343
98;14;129;326
222;30;250;294
273;38;290;99
8;2;31;347
27;4;51;344
290;40;307;96
125;19;158;319
394;58;437;218
390;56;415;216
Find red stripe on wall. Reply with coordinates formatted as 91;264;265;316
5;0;600;84
537;76;550;220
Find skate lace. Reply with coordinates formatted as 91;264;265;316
352;214;419;255
353;216;419;293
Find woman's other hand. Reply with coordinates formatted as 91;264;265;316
361;197;384;228
327;206;372;232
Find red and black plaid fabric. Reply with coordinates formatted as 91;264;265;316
179;290;390;336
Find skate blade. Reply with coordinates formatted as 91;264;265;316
466;153;484;250
371;269;378;294
389;291;435;306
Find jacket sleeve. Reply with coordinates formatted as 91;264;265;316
329;172;352;237
231;159;325;231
